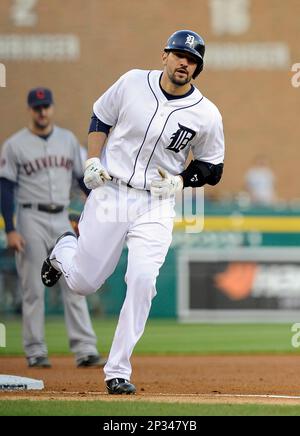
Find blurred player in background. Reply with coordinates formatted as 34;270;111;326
245;155;276;206
0;88;105;368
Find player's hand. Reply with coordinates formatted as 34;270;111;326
7;231;26;253
150;167;183;198
84;157;111;190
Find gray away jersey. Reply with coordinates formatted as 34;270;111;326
0;126;84;206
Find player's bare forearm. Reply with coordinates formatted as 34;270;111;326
87;132;107;159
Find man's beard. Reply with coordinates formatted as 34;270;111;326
168;70;191;86
33;119;49;130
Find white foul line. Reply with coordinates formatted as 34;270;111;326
17;391;300;400
215;394;300;400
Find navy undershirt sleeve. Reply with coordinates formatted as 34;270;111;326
77;177;91;197
88;113;112;135
0;177;16;233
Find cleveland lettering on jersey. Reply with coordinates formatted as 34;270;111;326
0;126;84;205
22;156;74;176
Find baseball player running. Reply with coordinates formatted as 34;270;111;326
41;30;225;393
0;88;105;368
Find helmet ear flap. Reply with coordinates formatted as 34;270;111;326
192;61;204;79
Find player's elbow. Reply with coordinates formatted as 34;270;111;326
207;163;224;186
207;175;222;186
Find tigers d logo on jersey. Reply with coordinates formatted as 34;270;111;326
166;123;196;153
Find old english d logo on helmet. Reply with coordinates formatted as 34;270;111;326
165;30;205;78
185;34;195;48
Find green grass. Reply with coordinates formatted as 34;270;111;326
0;318;298;356
0;400;300;416
1;320;299;416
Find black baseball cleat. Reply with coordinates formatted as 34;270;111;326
27;356;52;368
41;257;62;287
41;232;76;287
77;354;107;368
106;378;136;395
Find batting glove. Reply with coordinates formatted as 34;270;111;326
84;157;111;190
150;167;183;198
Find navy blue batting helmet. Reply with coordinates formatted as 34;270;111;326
164;30;205;78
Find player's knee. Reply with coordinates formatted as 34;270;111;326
127;270;158;299
23;289;44;304
67;278;97;296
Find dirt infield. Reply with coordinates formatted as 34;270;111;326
1;355;300;404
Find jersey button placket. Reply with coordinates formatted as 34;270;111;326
44;143;54;204
142;106;169;188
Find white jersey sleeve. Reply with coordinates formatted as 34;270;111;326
192;102;225;165
0;140;19;182
93;71;132;126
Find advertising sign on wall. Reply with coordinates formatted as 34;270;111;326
178;248;300;323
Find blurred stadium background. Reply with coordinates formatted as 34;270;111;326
1;0;300;324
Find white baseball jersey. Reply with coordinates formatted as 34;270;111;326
93;69;225;190
49;68;225;382
0;126;84;206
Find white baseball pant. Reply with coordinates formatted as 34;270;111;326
50;181;175;381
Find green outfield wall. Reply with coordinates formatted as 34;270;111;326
2;202;300;318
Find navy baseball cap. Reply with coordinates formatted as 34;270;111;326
27;87;54;107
